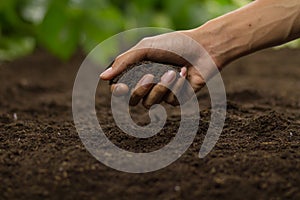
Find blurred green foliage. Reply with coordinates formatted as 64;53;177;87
3;0;289;61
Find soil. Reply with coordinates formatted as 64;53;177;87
0;48;299;200
109;61;181;89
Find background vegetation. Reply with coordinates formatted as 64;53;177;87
0;0;298;61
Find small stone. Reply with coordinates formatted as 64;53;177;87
19;79;29;87
63;171;68;178
174;185;181;192
288;132;294;141
78;168;84;172
214;177;225;185
91;165;96;170
210;167;216;174
259;182;268;189
13;113;18;121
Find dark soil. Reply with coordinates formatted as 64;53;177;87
109;61;181;89
0;48;299;200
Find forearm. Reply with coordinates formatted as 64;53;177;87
186;0;300;67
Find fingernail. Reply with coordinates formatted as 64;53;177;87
100;67;112;78
140;75;154;88
113;85;123;96
161;70;176;84
113;85;120;93
180;67;187;77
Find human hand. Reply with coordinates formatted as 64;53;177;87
100;31;219;108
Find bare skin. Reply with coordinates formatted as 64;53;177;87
100;0;300;109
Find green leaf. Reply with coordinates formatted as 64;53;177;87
0;36;35;61
37;0;80;60
81;5;124;51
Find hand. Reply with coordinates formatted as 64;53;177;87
100;31;219;108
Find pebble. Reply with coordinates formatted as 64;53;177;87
63;171;68;178
214;177;225;185
210;167;216;174
13;113;18;121
174;185;181;192
288;132;293;141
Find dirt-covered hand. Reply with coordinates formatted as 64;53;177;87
100;31;217;108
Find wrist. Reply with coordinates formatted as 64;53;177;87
182;21;239;69
183;1;261;69
186;0;300;70
194;23;231;69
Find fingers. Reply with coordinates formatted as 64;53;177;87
129;74;154;106
164;66;206;106
143;70;176;109
186;67;206;92
99;36;190;81
164;67;187;106
111;83;129;96
99;49;186;81
111;66;206;109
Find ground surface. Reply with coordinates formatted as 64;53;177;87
0;48;299;200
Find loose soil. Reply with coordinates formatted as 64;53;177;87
109;61;181;89
0;48;299;200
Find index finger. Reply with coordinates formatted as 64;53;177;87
100;49;148;80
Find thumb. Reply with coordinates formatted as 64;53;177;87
186;67;206;93
100;49;147;80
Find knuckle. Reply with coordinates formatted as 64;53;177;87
132;87;146;98
189;75;206;89
129;98;138;106
165;96;179;106
142;100;152;109
170;101;179;106
129;90;145;106
155;85;167;93
113;55;125;67
139;37;153;46
164;94;174;104
130;93;141;102
114;53;125;62
141;37;152;42
129;92;138;100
